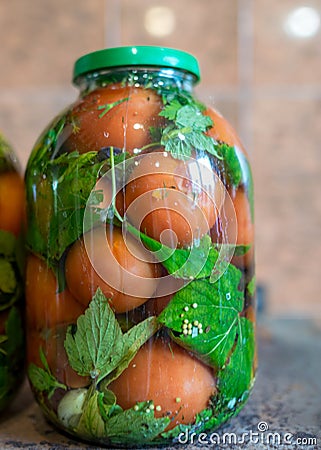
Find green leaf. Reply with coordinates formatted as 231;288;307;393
97;388;119;420
104;401;170;445
76;390;106;439
106;316;159;385
159;98;182;120
217;143;243;188
135;229;218;280
29;348;66;393
0;307;24;405
28;348;66;398
0;259;16;294
64;289;158;383
176;105;213;132
217;317;255;404
128;224;249;282
64;289;123;380
4;306;24;356
0;230;16;257
46;152;107;260
0;335;8;345
28;364;64;398
158;97;220;161
158;268;244;368
97;97;129;118
26;147;130;263
247;275;256;297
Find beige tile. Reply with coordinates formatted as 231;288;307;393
0;0;105;87
254;0;321;85
252;97;321;316
120;0;238;86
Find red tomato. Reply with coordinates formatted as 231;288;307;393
109;337;216;430
211;188;254;268
204;107;247;156
125;151;224;248
65;225;161;313
0;171;25;236
66;84;165;154
26;254;85;330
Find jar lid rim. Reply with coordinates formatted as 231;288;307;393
73;46;201;83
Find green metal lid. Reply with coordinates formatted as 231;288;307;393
73;46;200;83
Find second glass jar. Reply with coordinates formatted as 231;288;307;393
25;46;256;447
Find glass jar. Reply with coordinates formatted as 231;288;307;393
25;46;255;446
0;132;25;411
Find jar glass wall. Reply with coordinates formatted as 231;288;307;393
0;133;25;411
25;47;256;447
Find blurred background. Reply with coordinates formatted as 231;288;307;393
0;0;320;318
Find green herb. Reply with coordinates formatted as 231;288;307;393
27;116;66;170
139;89;221;160
26;142;128;266
216;143;243;188
244;156;255;222
104;401;170;445
0;259;16;294
28;347;66;398
0;231;23;311
97;387;120;420
44;151;107;261
128;224;249;281
98;98;129;118
247;275;256;297
64;289;158;384
0;307;24;407
130;228;218;280
0;230;16;257
217;317;255;403
74;391;170;445
76;389;106;439
160;104;219;160
158;266;244;368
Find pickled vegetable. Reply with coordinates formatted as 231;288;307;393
25;47;255;446
0;133;25;410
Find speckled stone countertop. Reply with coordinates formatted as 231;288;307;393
0;318;320;450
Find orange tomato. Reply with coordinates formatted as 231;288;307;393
109;337;216;430
65;225;161;313
66;84;165;154
211;188;254;268
0;171;25;236
125;151;224;248
26;254;85;330
27;326;90;389
204;107;247;155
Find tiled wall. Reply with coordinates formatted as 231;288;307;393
0;0;320;317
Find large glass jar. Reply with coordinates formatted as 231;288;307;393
0;133;25;411
25;46;255;446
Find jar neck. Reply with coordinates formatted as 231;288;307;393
74;67;197;95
